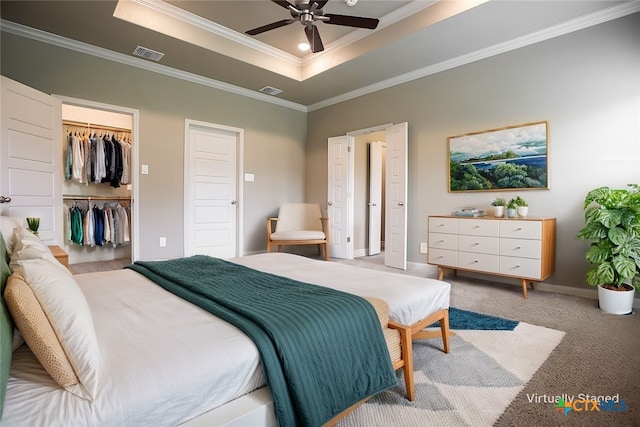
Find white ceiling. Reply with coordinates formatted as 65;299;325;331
1;0;637;109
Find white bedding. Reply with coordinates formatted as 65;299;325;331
230;253;450;326
2;254;450;426
4;269;265;427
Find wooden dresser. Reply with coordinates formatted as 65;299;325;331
427;216;556;298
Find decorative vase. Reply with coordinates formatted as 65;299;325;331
597;284;635;315
517;206;529;217
493;206;504;218
506;208;517;218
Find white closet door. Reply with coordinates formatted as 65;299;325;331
1;76;62;244
327;135;353;259
368;141;383;255
385;122;408;270
184;120;242;259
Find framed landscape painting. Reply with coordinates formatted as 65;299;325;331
448;121;549;192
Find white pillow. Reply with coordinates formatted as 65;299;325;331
17;258;100;400
10;227;66;271
0;216;22;256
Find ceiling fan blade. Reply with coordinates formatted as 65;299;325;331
246;19;294;36
324;14;379;29
305;25;324;53
271;0;294;10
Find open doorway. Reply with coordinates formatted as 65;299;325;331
327;122;407;269
353;132;386;257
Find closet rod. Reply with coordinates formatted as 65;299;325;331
63;120;131;133
63;195;132;201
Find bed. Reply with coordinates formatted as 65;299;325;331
0;223;451;427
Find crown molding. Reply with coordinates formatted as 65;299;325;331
0;20;308;113
308;1;640;111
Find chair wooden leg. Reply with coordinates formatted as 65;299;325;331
323;242;329;261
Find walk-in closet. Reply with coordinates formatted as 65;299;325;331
62;104;134;264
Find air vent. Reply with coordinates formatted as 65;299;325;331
259;86;283;96
132;46;165;62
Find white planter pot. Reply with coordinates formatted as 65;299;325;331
492;206;504;218
506;208;517;218
517;206;529;217
597;284;635;315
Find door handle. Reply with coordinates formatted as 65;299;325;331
398;201;404;206
328;202;333;206
231;200;237;205
0;196;11;203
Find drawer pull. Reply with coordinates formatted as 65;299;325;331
437;240;444;243
472;242;479;246
516;227;522;231
515;246;521;250
473;225;480;229
472;260;479;263
436;256;444;260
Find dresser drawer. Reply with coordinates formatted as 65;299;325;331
500;220;542;239
458;251;499;273
458;219;499;237
429;217;458;234
500;256;542;279
500;238;542;259
429;232;458;251
458;235;499;255
428;248;457;267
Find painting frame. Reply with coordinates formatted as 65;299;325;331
448;120;549;192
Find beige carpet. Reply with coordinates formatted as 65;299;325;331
336;255;640;426
72;254;640;426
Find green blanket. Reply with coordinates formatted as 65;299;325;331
126;256;396;427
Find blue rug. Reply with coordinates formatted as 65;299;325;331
435;307;519;331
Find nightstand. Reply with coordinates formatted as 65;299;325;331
48;245;70;270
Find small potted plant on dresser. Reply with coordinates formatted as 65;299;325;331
576;184;640;314
491;197;506;218
506;198;518;218
513;196;528;217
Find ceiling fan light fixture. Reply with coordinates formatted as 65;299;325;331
298;42;310;51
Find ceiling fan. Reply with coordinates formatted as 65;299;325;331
245;0;380;53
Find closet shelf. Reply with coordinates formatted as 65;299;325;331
63;119;131;133
63;195;132;201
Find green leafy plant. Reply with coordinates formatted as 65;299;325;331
576;184;640;291
26;217;40;235
513;196;528;207
507;198;518;209
491;197;506;207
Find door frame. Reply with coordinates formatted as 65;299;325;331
55;95;140;261
183;119;244;258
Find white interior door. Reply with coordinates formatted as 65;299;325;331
327;135;353;259
184;120;243;259
368;141;383;255
385;122;408;270
1;76;62;245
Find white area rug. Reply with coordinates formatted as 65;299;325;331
339;321;565;426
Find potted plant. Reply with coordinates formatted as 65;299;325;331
26;217;40;236
576;184;640;314
506;198;518;218
491;197;506;218
513;196;529;217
